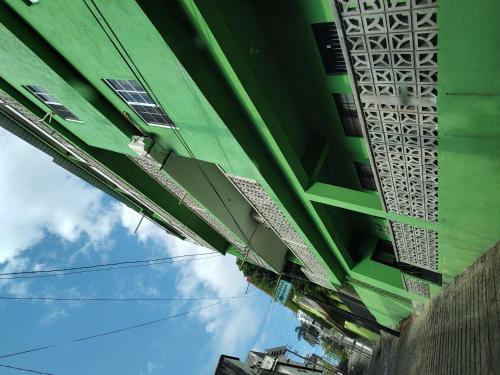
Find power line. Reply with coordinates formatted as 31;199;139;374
248;275;282;351
0;251;216;276
177;4;272;272
0;253;221;280
248;297;273;351
83;0;268;272
282;273;394;318
0;293;253;303
0;363;53;375
285;349;333;373
0;294;247;360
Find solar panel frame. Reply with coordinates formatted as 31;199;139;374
105;79;176;128
23;85;82;122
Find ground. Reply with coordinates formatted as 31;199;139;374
367;242;500;375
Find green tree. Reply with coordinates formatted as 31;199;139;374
236;259;279;294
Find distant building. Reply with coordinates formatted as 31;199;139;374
306;354;340;375
246;351;266;370
263;346;288;360
296;310;334;346
215;346;327;374
266;361;323;375
214;355;257;375
247;346;302;372
296;310;314;325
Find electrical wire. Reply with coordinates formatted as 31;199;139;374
248;297;273;351
0;254;221;280
179;3;273;272
248;275;282;351
82;0;268;272
0;251;217;276
0;294;248;360
0;364;53;375
0;293;253;303
78;5;279;354
282;273;394;318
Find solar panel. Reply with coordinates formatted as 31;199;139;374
23;85;81;122
105;79;175;128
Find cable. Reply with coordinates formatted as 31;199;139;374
0;251;216;276
0;293;253;303
82;0;267;273
282;272;393;318
177;4;273;272
0;294;248;360
248;275;282;351
285;349;332;372
0;364;53;375
248;297;273;351
238;224;263;270
0;254;221;280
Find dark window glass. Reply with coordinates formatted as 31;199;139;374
311;22;347;74
372;239;397;266
372;239;442;285
354;162;377;191
334;93;363;137
399;262;442;285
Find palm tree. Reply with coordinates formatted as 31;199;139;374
295;322;309;341
295;322;319;346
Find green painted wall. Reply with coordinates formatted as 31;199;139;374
437;0;500;282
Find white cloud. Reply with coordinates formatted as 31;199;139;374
139;361;165;375
7;280;29;297
40;305;67;325
0;129;119;265
118;206;261;354
0;252;30;290
132;275;160;297
0;127;263;356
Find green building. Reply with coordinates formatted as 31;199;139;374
1;0;498;329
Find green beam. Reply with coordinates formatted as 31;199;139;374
303;140;331;183
181;0;355;271
306;182;438;231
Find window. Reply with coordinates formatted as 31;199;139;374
334;93;363;137
311;22;347;74
23;85;81;122
372;239;397;266
105;79;175;128
399;262;442;285
372;239;442;285
354;162;377;191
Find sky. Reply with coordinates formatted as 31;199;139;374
0;128;317;375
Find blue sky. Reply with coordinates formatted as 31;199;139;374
0;128;317;374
